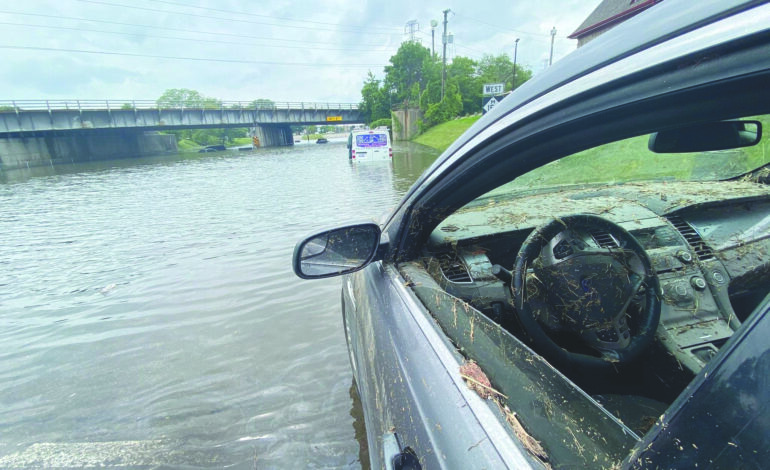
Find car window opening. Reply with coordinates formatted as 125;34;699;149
403;112;770;466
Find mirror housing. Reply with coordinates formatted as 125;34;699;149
648;120;761;153
292;222;382;279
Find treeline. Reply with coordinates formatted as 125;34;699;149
360;42;532;131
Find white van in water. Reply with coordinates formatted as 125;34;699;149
348;129;392;162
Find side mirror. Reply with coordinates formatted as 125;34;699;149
292;223;382;279
648;120;762;153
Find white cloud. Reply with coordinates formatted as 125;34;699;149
0;0;600;102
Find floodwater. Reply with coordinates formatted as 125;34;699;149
0;139;439;469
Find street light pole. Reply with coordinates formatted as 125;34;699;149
512;38;520;91
549;27;556;66
441;9;451;100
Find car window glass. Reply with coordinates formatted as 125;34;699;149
475;114;770;205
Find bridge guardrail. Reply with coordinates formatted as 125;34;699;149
0;100;360;112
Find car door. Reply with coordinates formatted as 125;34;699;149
342;261;533;469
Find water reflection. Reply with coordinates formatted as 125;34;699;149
349;380;370;470
391;142;441;193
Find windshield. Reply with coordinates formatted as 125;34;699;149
355;133;388;147
482;114;770;201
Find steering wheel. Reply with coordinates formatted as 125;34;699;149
511;214;661;369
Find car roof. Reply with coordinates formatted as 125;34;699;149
415;0;765;192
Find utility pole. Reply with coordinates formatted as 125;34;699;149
441;9;451;100
431;20;438;57
512;38;520;91
549;27;556;66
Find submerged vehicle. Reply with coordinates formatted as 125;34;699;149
348;128;392;161
198;144;226;153
294;1;770;468
316;138;329;144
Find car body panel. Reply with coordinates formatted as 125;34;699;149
343;263;533;468
627;295;770;468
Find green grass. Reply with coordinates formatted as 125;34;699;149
177;139;200;150
509;117;770;191
230;137;252;146
413;115;481;152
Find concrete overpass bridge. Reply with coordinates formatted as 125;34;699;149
0;100;364;169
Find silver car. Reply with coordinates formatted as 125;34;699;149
295;1;770;468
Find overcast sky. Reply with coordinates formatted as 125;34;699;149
0;0;600;104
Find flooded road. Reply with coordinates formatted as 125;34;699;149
0;140;439;468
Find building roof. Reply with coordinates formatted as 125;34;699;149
569;0;663;39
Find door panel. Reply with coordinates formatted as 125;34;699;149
343;262;531;469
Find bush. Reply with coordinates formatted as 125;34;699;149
369;118;391;129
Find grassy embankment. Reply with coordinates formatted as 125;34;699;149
230;137;252;146
413;115;481;152
177;139;200;151
412;114;770;184
177;137;253;150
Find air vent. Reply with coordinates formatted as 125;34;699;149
590;230;619;249
666;216;715;261
438;254;472;283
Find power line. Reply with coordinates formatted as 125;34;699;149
0;44;389;68
416;30;487;58
455;13;554;38
0;10;391;48
73;0;399;37
0;21;397;54
147;0;402;33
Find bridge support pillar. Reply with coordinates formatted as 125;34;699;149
252;124;293;148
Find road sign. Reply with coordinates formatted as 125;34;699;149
326;116;342;121
483;83;504;95
482;95;504;114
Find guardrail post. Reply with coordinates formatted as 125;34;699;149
47;100;54;128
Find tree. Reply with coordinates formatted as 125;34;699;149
383;42;434;108
359;72;390;125
249;99;275;109
511;64;533;91
448;56;480;115
156;88;221;108
477;54;532;93
422;81;462;129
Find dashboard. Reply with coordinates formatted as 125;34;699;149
423;180;770;374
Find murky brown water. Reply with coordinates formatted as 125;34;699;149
0;139;438;468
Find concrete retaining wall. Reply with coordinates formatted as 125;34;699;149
0;131;177;170
392;108;422;141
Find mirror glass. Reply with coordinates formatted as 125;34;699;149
648;120;761;153
295;224;380;278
